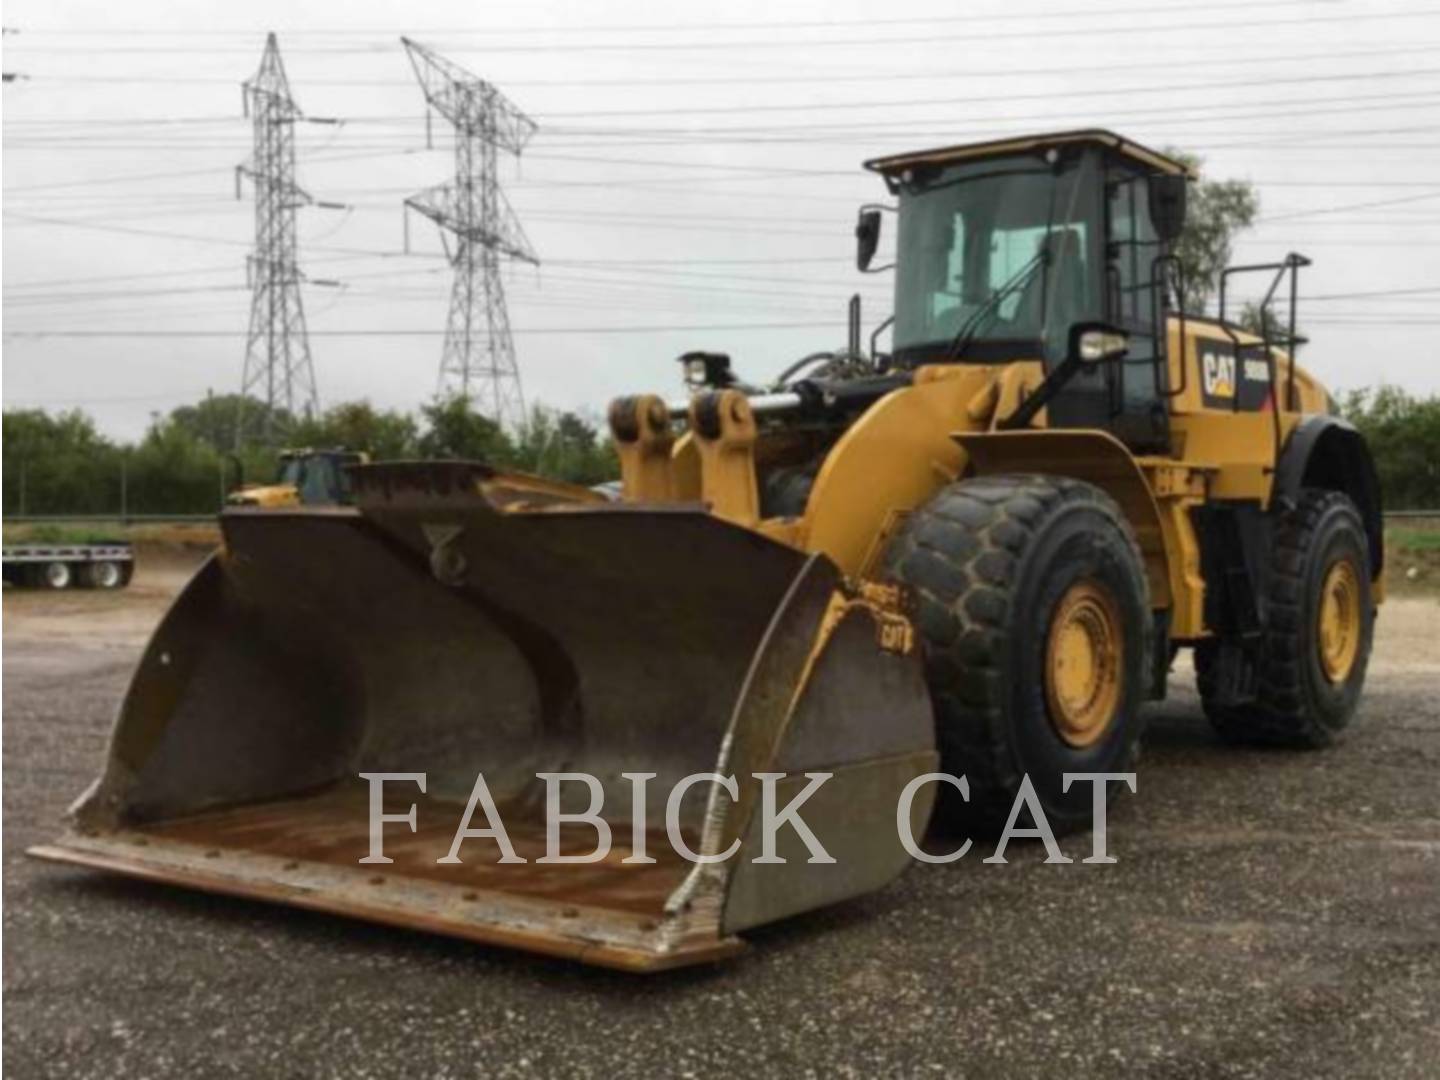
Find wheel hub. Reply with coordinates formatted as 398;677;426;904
1317;557;1361;684
1045;581;1123;748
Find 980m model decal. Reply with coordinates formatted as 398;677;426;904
1199;340;1274;411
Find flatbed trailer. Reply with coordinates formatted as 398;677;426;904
1;542;134;590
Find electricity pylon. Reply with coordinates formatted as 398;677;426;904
235;33;319;448
401;37;538;426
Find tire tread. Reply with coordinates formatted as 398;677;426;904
1197;488;1369;747
885;474;1150;830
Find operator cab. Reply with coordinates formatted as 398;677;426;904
278;449;364;506
862;130;1192;453
228;448;367;508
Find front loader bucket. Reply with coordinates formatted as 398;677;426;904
30;462;937;971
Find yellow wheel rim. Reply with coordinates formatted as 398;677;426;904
1317;557;1362;684
1045;581;1124;748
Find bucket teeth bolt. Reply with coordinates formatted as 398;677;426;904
430;542;469;586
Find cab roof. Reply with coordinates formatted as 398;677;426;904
864;129;1194;179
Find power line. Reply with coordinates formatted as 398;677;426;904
1261;189;1440;223
8;9;1435;54
1;0;1344;38
4;283;249;306
0;254;856;296
406;99;1440;150
23;263;1440;316
12;73;1438;137
532;94;1440;144
3;252;378;291
1306;285;1440;301
0;209;447;261
10;42;1429;96
2;321;843;337
2;146;428;194
538;68;1440;119
9;109;1440;198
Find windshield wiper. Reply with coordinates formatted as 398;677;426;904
945;249;1048;362
946;158;1071;363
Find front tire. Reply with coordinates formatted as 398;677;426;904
1197;489;1373;746
884;475;1152;834
40;561;73;590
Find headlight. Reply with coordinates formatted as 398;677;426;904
677;350;733;389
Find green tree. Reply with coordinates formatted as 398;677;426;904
512;406;619;486
1338;386;1440;509
2;393;625;515
1165;149;1260;314
1237;300;1302;347
167;393;279;453
289;400;419;460
127;416;229;514
2;408;122;515
416;395;516;463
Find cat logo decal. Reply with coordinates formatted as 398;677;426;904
1202;350;1236;399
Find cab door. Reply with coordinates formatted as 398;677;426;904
1101;162;1171;453
1031;149;1170;454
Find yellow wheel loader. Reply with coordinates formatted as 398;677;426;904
32;130;1382;971
226;447;369;508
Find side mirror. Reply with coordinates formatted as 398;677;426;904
1069;322;1130;365
999;322;1130;432
1149;173;1188;243
855;208;882;271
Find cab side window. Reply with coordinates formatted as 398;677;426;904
1107;170;1164;411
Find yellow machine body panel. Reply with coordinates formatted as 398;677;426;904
612;311;1372;647
1164;318;1329;503
229;482;303;509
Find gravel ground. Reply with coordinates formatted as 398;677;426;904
3;557;1438;1078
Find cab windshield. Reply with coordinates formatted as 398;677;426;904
277;455;347;504
891;151;1100;365
278;457;306;487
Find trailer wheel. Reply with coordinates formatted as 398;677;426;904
83;561;125;590
41;561;74;590
1197;488;1373;746
884;474;1152;835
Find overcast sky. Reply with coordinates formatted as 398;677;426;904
4;0;1440;440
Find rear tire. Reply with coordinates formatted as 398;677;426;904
82;561;125;590
40;561;73;590
1197;489;1373;746
884;475;1152;835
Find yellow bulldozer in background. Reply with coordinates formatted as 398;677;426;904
32;130;1382;971
226;447;370;507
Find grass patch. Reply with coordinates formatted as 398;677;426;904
1386;520;1440;593
1389;527;1440;553
2;523;126;545
3;520;219;548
